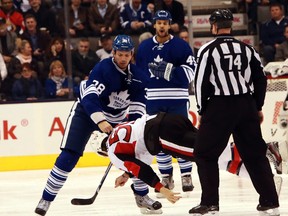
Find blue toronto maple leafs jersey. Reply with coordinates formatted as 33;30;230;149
79;57;148;124
136;35;196;115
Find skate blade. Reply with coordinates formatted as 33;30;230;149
258;208;280;216
190;212;219;216
140;208;163;214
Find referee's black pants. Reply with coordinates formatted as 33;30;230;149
194;94;279;207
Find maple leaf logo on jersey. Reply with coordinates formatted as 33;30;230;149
154;55;163;63
108;90;131;109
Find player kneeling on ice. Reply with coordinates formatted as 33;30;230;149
93;112;282;215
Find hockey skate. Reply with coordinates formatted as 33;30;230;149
155;174;174;198
257;204;280;216
35;198;51;216
266;142;282;174
134;193;163;214
189;204;219;215
181;174;194;192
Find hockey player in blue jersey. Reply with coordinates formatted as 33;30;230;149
34;35;156;216
136;10;197;195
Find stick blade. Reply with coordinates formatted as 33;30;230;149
71;162;112;206
71;198;94;205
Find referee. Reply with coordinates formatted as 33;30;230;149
189;9;280;215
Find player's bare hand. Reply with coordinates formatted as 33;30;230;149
159;187;181;203
115;173;129;188
98;121;113;133
131;21;139;30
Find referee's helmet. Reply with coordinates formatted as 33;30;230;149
112;34;134;52
153;10;172;23
209;9;233;28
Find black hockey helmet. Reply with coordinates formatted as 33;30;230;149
209;9;233;26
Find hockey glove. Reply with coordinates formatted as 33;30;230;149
148;61;175;81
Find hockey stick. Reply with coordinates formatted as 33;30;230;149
71;162;113;205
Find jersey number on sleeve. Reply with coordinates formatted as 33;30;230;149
92;80;106;95
187;55;196;66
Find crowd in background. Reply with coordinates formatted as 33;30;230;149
0;0;189;102
1;0;288;102
237;0;288;65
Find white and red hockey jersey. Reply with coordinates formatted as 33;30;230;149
107;115;163;191
106;113;251;191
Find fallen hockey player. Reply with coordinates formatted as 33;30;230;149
93;112;282;215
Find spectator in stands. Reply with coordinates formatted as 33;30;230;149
0;17;18;66
44;37;67;74
4;39;39;100
8;39;39;77
138;31;152;43
142;0;156;14
159;0;184;34
268;0;288;15
245;0;259;35
119;0;153;35
275;25;288;61
177;26;195;95
45;60;72;99
88;0;120;36
25;0;58;36
0;0;25;35
20;14;51;75
134;31;152;64
14;0;31;13
260;2;288;64
21;14;51;60
95;33;113;60
178;26;189;43
111;0;155;13
58;0;91;38
12;62;43;101
178;26;198;54
71;38;100;84
0;17;18;100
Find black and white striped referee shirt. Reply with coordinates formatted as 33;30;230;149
194;34;267;115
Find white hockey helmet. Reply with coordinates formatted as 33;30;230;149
90;131;108;157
